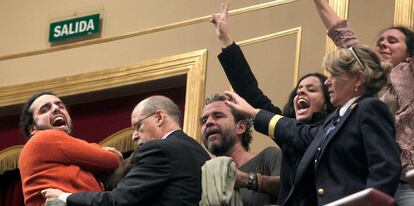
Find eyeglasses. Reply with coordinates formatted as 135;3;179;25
348;47;365;71
134;112;155;130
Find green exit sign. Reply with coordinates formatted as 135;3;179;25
49;13;100;43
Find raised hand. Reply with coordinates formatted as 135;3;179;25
210;0;233;48
224;91;259;118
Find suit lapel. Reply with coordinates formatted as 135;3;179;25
293;108;342;182
293;97;364;183
317;96;364;163
292;127;324;184
285;97;367;204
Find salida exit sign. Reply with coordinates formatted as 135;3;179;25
49;13;100;43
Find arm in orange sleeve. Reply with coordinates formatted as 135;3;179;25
35;130;120;174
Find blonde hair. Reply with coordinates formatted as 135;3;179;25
322;44;391;96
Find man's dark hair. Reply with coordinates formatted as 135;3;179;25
205;94;253;151
19;92;55;139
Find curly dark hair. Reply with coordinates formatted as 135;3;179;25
282;73;334;120
19;92;55;139
205;94;253;151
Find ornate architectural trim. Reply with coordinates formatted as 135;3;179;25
0;0;297;61
237;27;302;86
0;145;23;175
1;49;207;140
100;128;136;153
394;0;414;29
325;0;349;56
0;49;207;109
0;49;207;173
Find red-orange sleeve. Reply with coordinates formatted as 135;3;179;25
33;130;120;174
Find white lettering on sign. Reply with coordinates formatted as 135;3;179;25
53;26;62;37
53;19;95;38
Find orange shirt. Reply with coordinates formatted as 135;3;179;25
19;130;119;206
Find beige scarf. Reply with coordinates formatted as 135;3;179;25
200;156;243;206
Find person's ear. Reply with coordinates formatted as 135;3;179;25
154;110;164;127
236;120;247;135
355;71;365;89
28;124;36;137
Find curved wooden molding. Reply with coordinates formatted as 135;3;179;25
100;128;136;153
0;49;207;173
0;145;23;175
0;49;207;141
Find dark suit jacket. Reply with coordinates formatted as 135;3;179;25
218;43;329;204
67;130;210;206
254;96;401;206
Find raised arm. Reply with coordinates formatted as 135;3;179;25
211;0;233;48
313;0;341;30
313;0;358;48
212;0;282;114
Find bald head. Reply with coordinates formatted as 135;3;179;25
131;95;182;145
136;95;182;125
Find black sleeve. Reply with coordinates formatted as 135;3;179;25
218;43;282;114
254;109;319;153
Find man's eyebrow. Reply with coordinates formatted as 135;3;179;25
39;102;50;109
55;100;65;106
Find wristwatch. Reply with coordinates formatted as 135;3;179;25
247;172;257;191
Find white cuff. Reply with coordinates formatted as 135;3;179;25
58;193;71;202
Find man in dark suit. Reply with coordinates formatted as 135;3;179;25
42;95;210;206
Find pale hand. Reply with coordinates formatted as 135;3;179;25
41;188;64;200
103;146;123;160
224;91;258;118
210;0;233;47
235;169;249;188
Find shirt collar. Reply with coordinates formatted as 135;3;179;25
339;96;359;116
161;130;179;140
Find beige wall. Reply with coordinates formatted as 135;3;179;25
0;0;404;152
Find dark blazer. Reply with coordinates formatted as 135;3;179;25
218;43;329;204
67;130;210;206
254;96;401;205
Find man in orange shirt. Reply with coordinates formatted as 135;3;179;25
41;95;210;206
18;92;121;206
